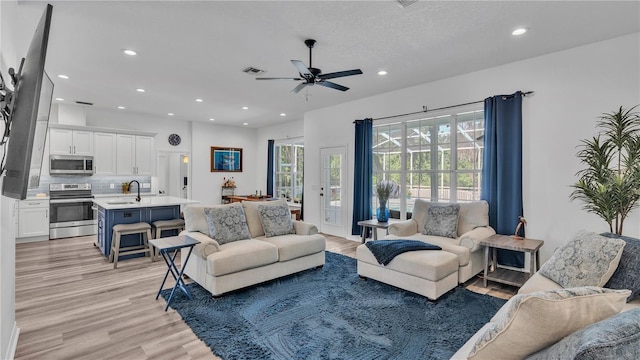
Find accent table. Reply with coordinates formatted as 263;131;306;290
357;219;401;243
149;235;200;311
479;234;544;288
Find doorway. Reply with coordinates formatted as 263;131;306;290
320;146;347;236
157;151;191;198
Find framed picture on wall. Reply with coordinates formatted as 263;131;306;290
211;147;243;172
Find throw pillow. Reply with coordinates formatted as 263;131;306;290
601;232;640;302
257;203;295;237
538;230;626;288
422;203;460;239
526;308;640;360
468;287;630;359
203;204;251;245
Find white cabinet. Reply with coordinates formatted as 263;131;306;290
116;134;154;175
93;132;117;175
17;199;49;239
50;128;93;155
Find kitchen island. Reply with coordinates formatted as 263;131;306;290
94;196;200;259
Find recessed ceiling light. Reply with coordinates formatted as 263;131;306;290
55;97;64;101
168;113;174;116
280;113;286;117
117;106;125;109
136;88;146;93
57;74;69;79
242;106;249;110
123;49;137;56
377;70;388;76
195;98;203;102
209;118;215;121
243;122;249;126
512;27;527;36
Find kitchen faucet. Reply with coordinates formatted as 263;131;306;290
128;180;141;202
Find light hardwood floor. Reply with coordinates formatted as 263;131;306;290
14;234;516;359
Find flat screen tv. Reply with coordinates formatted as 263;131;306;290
1;4;53;200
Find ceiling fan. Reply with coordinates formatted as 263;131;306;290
256;39;363;94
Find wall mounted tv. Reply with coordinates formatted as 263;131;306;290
1;4;54;200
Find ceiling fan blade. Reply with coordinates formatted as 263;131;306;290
291;60;312;77
318;69;363;80
318;81;349;91
256;77;303;81
290;82;308;94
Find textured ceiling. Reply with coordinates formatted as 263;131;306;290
9;1;640;128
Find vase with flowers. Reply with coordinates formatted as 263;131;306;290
375;179;398;222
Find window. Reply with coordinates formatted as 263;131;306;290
274;140;304;202
373;109;484;217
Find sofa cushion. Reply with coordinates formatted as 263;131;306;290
258;203;295;237
204;204;251;245
539;230;625;288
258;233;326;262
601;232;640;302
525;308;640;360
184;204;218;235
206;239;279;276
468;287;630;359
242;199;288;238
422;203;460;239
457;201;490;235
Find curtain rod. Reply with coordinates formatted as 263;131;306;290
366;91;534;122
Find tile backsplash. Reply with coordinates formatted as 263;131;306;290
28;175;153;197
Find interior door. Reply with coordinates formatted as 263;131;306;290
320;146;347;236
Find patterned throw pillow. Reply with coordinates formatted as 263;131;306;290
257;203;295;237
601;232;640;302
203;204;251;245
539;230;626;288
526;308;640;360
422;203;460;239
468;287;630;359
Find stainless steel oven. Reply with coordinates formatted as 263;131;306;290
50;155;94;175
49;183;97;239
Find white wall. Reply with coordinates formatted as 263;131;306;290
255;119;304;194
304;33;640;263
191;121;258;205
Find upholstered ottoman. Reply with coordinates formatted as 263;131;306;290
356;244;459;300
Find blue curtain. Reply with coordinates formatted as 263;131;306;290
267;139;275;196
352;119;373;236
481;91;524;268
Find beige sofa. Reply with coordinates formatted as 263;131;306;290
356;200;495;300
452;232;640;359
180;199;326;296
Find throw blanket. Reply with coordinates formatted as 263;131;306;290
365;240;441;266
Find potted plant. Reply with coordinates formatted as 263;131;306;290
376;180;398;222
570;105;640;235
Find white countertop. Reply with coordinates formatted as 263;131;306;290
93;195;199;210
92;193;160;198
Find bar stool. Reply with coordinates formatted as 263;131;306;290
152;219;186;239
109;222;153;269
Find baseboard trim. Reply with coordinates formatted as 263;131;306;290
4;322;20;360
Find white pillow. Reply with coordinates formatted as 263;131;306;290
468;287;630;359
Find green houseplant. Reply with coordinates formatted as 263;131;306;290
570;105;640;235
375;180;398;222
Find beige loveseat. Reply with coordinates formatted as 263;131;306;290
452;231;640;359
357;200;495;300
180;199;326;296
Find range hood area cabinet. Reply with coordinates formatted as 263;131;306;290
116;134;155;176
50;128;93;156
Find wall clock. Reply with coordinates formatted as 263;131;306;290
168;133;181;146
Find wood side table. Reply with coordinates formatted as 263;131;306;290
357;219;401;243
479;234;544;288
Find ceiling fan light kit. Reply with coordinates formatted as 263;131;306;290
257;39;362;94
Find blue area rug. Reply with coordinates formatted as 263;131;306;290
161;251;505;360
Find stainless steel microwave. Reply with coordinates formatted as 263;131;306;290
49;155;94;175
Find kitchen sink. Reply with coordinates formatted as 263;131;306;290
106;200;137;205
